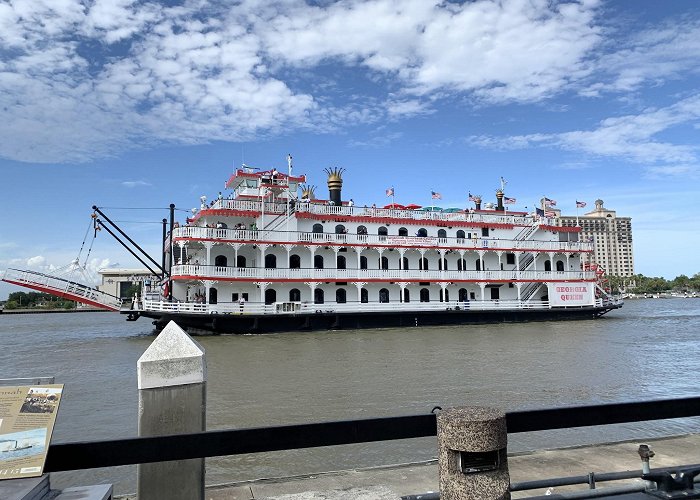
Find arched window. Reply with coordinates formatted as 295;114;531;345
337;255;346;269
459;288;469;302
265;254;277;268
214;255;227;267
357;225;367;235
236;255;246;268
335;224;346;234
438;258;447;271
456;230;465;240
438;229;447;239
264;289;276;305
312;223;323;234
314;288;324;304
336;288;347;304
457;258;467;271
417;228;427;237
378;226;388;236
544;260;551;271
289;288;301;302
403;288;410;303
379;288;390;303
360;288;368;303
289;254;301;269
420;288;430;302
314;255;324;269
440;288;449;302
420;257;428;270
360;256;368;269
209;287;218;304
402;257;409;270
380;256;389;270
398;227;408;236
556;260;565;272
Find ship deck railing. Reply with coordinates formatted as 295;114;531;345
140;297;616;316
2;268;123;311
173;226;592;252
207;199;541;226
170;264;598;282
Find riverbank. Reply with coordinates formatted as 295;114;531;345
113;433;700;499
0;307;111;314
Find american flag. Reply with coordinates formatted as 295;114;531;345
544;197;557;206
545;209;556;217
468;192;476;202
386;187;394;197
576;200;587;208
431;191;442;200
504;196;516;204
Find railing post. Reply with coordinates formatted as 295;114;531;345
137;321;206;500
437;406;510;500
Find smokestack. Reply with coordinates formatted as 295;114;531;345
474;195;482;210
496;190;504;211
324;167;345;205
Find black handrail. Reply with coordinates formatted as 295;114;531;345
44;396;700;473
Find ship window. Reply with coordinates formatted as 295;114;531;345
417;228;427;237
335;224;346;234
459;288;469;302
314;288;324;304
544;260;551;271
398;227;408;236
357;225;368;235
506;253;515;265
360;256;368;269
214;255;226;267
420;288;430;302
237;255;246;268
402;257;409;270
482;227;489;237
438;229;447;238
378;226;388;236
314;255;324;269
290;254;301;269
420;257;428;270
265;289;276;305
360;288;368;303
556;260;565;272
209;287;218;304
313;223;323;234
289;288;301;301
379;288;390;303
456;230;465;240
336;289;347;304
337;255;346;269
265;254;277;269
380;256;389;270
403;288;410;303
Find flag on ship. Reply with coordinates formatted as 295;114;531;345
468;192;476;202
576;200;587;208
431;191;442;200
386;187;394;197
536;208;556;218
544;197;557;206
504;196;516;204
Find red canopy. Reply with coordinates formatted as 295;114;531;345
383;203;405;209
404;203;422;209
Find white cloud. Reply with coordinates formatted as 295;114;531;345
122;180;152;188
26;255;46;267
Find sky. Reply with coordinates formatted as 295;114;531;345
1;0;700;299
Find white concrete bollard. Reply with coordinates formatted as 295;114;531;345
137;321;206;500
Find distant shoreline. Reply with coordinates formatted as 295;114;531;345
0;308;113;315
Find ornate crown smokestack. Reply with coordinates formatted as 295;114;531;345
495;190;504;212
324;167;345;205
473;194;482;210
300;184;316;201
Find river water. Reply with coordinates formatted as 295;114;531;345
2;299;700;494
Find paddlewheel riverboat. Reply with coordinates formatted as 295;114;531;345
124;159;622;334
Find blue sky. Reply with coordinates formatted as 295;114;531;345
2;0;700;299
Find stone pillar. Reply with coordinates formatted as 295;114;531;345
437;406;510;500
137;321;206;500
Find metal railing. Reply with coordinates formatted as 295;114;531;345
43;396;700;472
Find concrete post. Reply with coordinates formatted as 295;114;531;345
437;406;510;500
137;321;206;500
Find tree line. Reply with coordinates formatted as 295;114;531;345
2;291;76;310
610;273;700;294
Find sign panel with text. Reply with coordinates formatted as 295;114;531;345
548;283;594;307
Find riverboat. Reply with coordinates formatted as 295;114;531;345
123;160;622;334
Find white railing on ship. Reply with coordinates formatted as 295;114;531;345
172;226;591;253
2;268;123;310
171;265;596;281
142;298;561;316
204;199;535;226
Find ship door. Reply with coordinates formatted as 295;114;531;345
209;287;218;304
490;287;499;300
